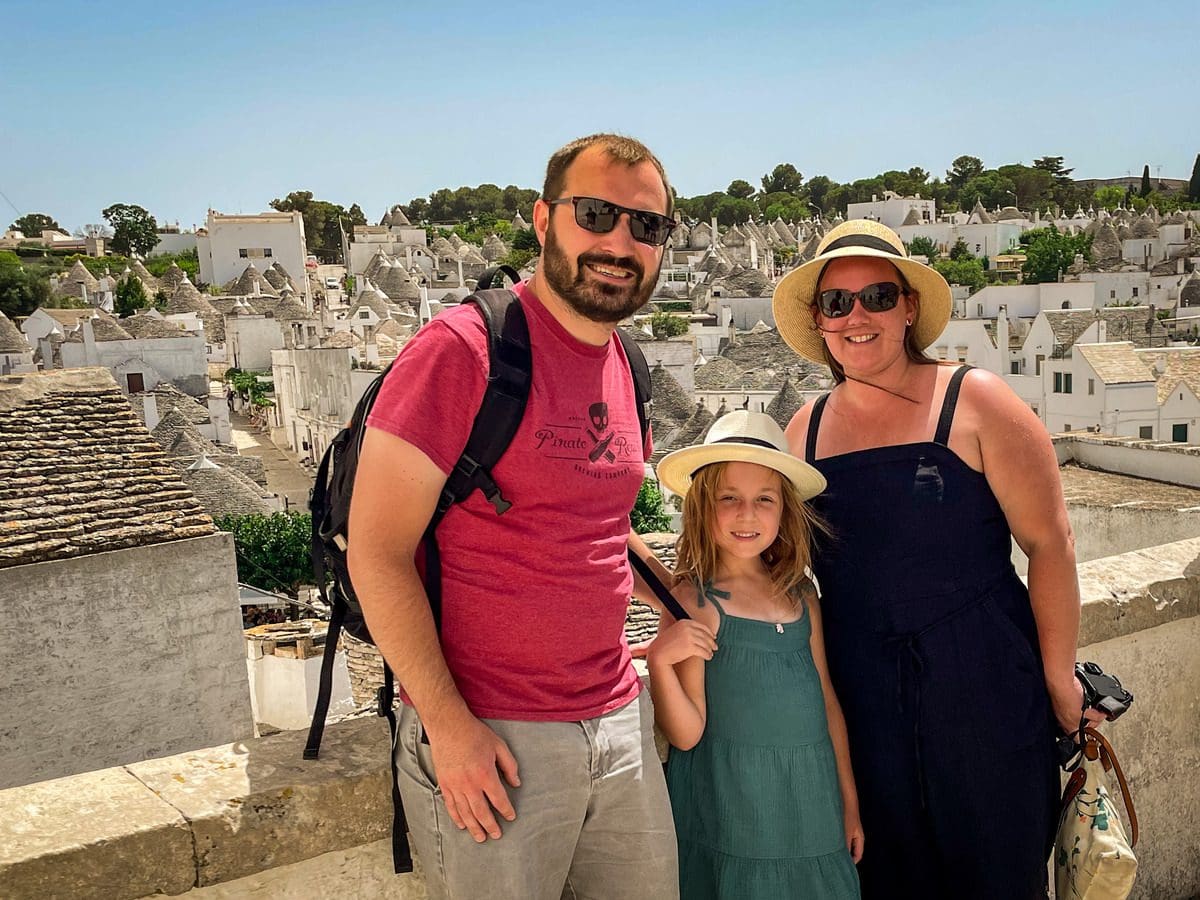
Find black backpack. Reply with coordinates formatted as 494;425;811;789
304;265;664;873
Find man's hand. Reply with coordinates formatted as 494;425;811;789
647;619;717;669
427;713;521;843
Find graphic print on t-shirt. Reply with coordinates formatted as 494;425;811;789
533;400;640;481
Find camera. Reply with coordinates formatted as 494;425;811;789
1055;661;1133;768
1075;661;1133;721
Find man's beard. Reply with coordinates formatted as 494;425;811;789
540;225;660;324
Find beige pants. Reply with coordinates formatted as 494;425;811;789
395;691;678;900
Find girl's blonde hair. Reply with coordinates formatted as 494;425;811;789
673;461;825;609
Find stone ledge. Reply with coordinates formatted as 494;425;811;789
0;717;396;900
1078;536;1200;645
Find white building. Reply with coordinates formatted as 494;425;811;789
847;192;935;229
197;211;311;306
57;317;209;396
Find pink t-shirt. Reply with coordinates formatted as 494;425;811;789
366;282;649;721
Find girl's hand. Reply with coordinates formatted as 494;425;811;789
844;807;864;863
647;619;717;669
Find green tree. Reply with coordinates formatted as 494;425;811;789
101;203;159;257
713;196;757;226
0;254;53;318
10;213;62;237
958;170;1016;211
114;275;158;316
761;163;803;195
1032;156;1074;180
1189;153;1200;202
726;179;755;199
948;237;972;261
511;227;541;253
946;155;984;191
649;310;689;339
631;479;672;534
1020;226;1093;284
804;175;834;214
932;257;985;293
269;191;367;263
214;511;315;595
906;236;939;261
143;248;200;282
1140;165;1152;198
1093;186;1126;211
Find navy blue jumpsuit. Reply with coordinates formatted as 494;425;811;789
804;366;1060;900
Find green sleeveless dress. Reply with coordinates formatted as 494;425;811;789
665;583;860;899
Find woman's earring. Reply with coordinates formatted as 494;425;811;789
905;319;912;326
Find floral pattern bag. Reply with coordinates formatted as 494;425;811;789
1054;726;1138;900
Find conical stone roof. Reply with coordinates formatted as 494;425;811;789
1092;224;1122;266
165;276;219;316
0;309;29;353
377;266;421;302
158;262;187;297
765;378;802;429
481;234;508;262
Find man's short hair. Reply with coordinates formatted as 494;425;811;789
542;134;673;217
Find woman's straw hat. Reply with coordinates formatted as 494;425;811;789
656;410;826;500
772;219;952;363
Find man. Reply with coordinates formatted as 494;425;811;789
348;134;679;900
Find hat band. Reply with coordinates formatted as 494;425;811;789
711;436;780;451
819;234;903;258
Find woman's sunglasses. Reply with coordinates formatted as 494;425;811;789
816;281;905;318
549;196;675;247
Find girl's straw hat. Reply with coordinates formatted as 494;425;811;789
771;218;953;364
656;411;826;500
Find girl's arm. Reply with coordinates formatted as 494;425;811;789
648;584;716;751
805;581;864;863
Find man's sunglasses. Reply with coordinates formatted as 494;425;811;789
549;196;675;247
816;281;905;318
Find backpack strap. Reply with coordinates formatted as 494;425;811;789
475;264;523;291
615;327;652;446
433;289;532;524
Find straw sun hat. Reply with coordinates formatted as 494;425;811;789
771;219;952;364
656;410;827;500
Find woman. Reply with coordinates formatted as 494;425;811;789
771;220;1103;899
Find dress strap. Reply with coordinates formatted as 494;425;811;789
805;393;831;462
933;365;973;447
698;580;730;618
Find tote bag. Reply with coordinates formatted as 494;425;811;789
1054;726;1138;900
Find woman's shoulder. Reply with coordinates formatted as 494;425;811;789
783;392;831;456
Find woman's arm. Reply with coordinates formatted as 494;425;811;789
805;581;864;862
962;370;1101;733
647;584;716;751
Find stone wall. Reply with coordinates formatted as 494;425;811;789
2;537;1195;899
0;534;254;790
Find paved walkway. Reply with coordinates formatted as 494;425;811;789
229;410;315;512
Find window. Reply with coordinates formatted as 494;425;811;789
1053;372;1073;394
1088;379;1094;396
1132;287;1138;297
126;372;145;393
264;248;273;258
1011;361;1021;374
239;248;248;258
975;244;981;253
1173;423;1188;442
1110;290;1116;299
1064;424;1072;431
1139;426;1153;439
359;310;370;319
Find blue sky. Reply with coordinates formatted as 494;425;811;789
2;0;1196;232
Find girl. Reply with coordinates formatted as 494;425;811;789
650;410;862;900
